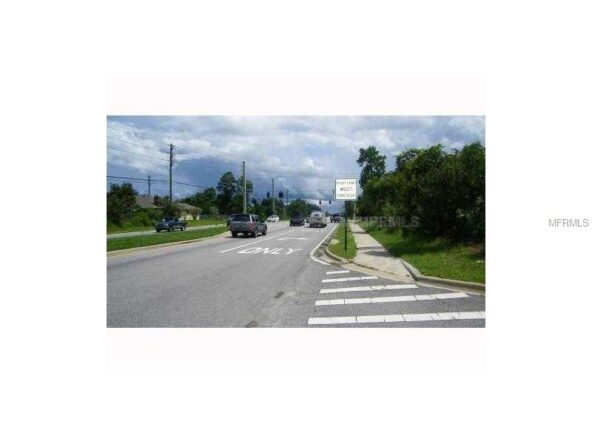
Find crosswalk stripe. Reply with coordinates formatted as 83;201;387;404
308;311;485;325
321;276;378;283
325;270;350;275
319;284;417;294
315;292;468;306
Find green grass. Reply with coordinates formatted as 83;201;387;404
107;217;225;234
328;222;357;260
185;218;226;227
361;225;485;284
107;226;228;251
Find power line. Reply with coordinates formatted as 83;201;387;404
107;146;169;162
107;125;171;147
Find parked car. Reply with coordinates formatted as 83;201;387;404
230;213;267;237
290;214;305;226
266;214;280;223
330;213;342;223
309;211;327;228
155;217;187;232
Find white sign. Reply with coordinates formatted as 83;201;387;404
335;178;357;201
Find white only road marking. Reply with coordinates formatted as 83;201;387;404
278;237;309;240
326;270;350;275
220;228;301;253
315;292;468;306
321;276;378;283
237;247;303;255
319;284;417;294
308;311;486;325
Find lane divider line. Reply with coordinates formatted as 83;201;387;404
308;311;486;325
326;270;350;275
315;292;469;306
319;284;417;294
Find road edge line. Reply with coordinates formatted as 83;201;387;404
309;224;339;266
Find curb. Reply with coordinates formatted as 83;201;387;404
107;230;229;257
400;259;485;293
309;224;339;265
324;246;350;264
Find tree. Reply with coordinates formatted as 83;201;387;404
216;172;237;214
356;143;485;241
181;186;217;214
158;196;180;218
236;175;254;203
107;183;138;225
285;199;320;218
357;145;386;189
395;148;420;172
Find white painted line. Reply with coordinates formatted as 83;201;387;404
356;315;384;323
319;284;417;294
307;311;485;325
309;224;338;266
315;292;468;306
344;298;371;304
325;270;350;275
220;228;301;253
321;276;379;283
383;314;404;322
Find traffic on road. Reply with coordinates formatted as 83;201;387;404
107;216;484;328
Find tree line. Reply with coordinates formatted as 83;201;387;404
107;170;321;227
356;142;485;241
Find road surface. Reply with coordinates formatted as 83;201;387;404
107;221;485;327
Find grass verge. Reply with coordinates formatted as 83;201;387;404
361;225;485;284
107;218;225;234
328;222;357;260
107;226;228;251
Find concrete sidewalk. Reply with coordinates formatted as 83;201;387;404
349;222;415;283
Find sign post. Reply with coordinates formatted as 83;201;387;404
335;178;358;251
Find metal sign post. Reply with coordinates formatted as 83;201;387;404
335;178;358;251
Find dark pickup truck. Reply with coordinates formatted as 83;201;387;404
155;217;187;232
229;213;267;238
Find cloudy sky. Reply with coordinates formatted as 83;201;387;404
107;116;485;210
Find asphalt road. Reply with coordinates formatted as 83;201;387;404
107;221;485;327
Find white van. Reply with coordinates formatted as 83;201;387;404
309;211;327;228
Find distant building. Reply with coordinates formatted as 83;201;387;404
176;202;201;221
135;195;159;209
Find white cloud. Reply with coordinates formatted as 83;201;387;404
107;116;485;199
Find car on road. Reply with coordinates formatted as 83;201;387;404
155;217;187;232
309;211;327;228
266;214;280;223
230;213;267;237
290;214;305;226
226;214;238;226
330;213;342;223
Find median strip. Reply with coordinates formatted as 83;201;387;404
107;226;228;252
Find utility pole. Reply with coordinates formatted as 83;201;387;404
148;175;151;197
242;161;247;213
169;143;174;202
271;178;275;214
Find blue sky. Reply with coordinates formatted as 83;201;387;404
107;116;485;211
